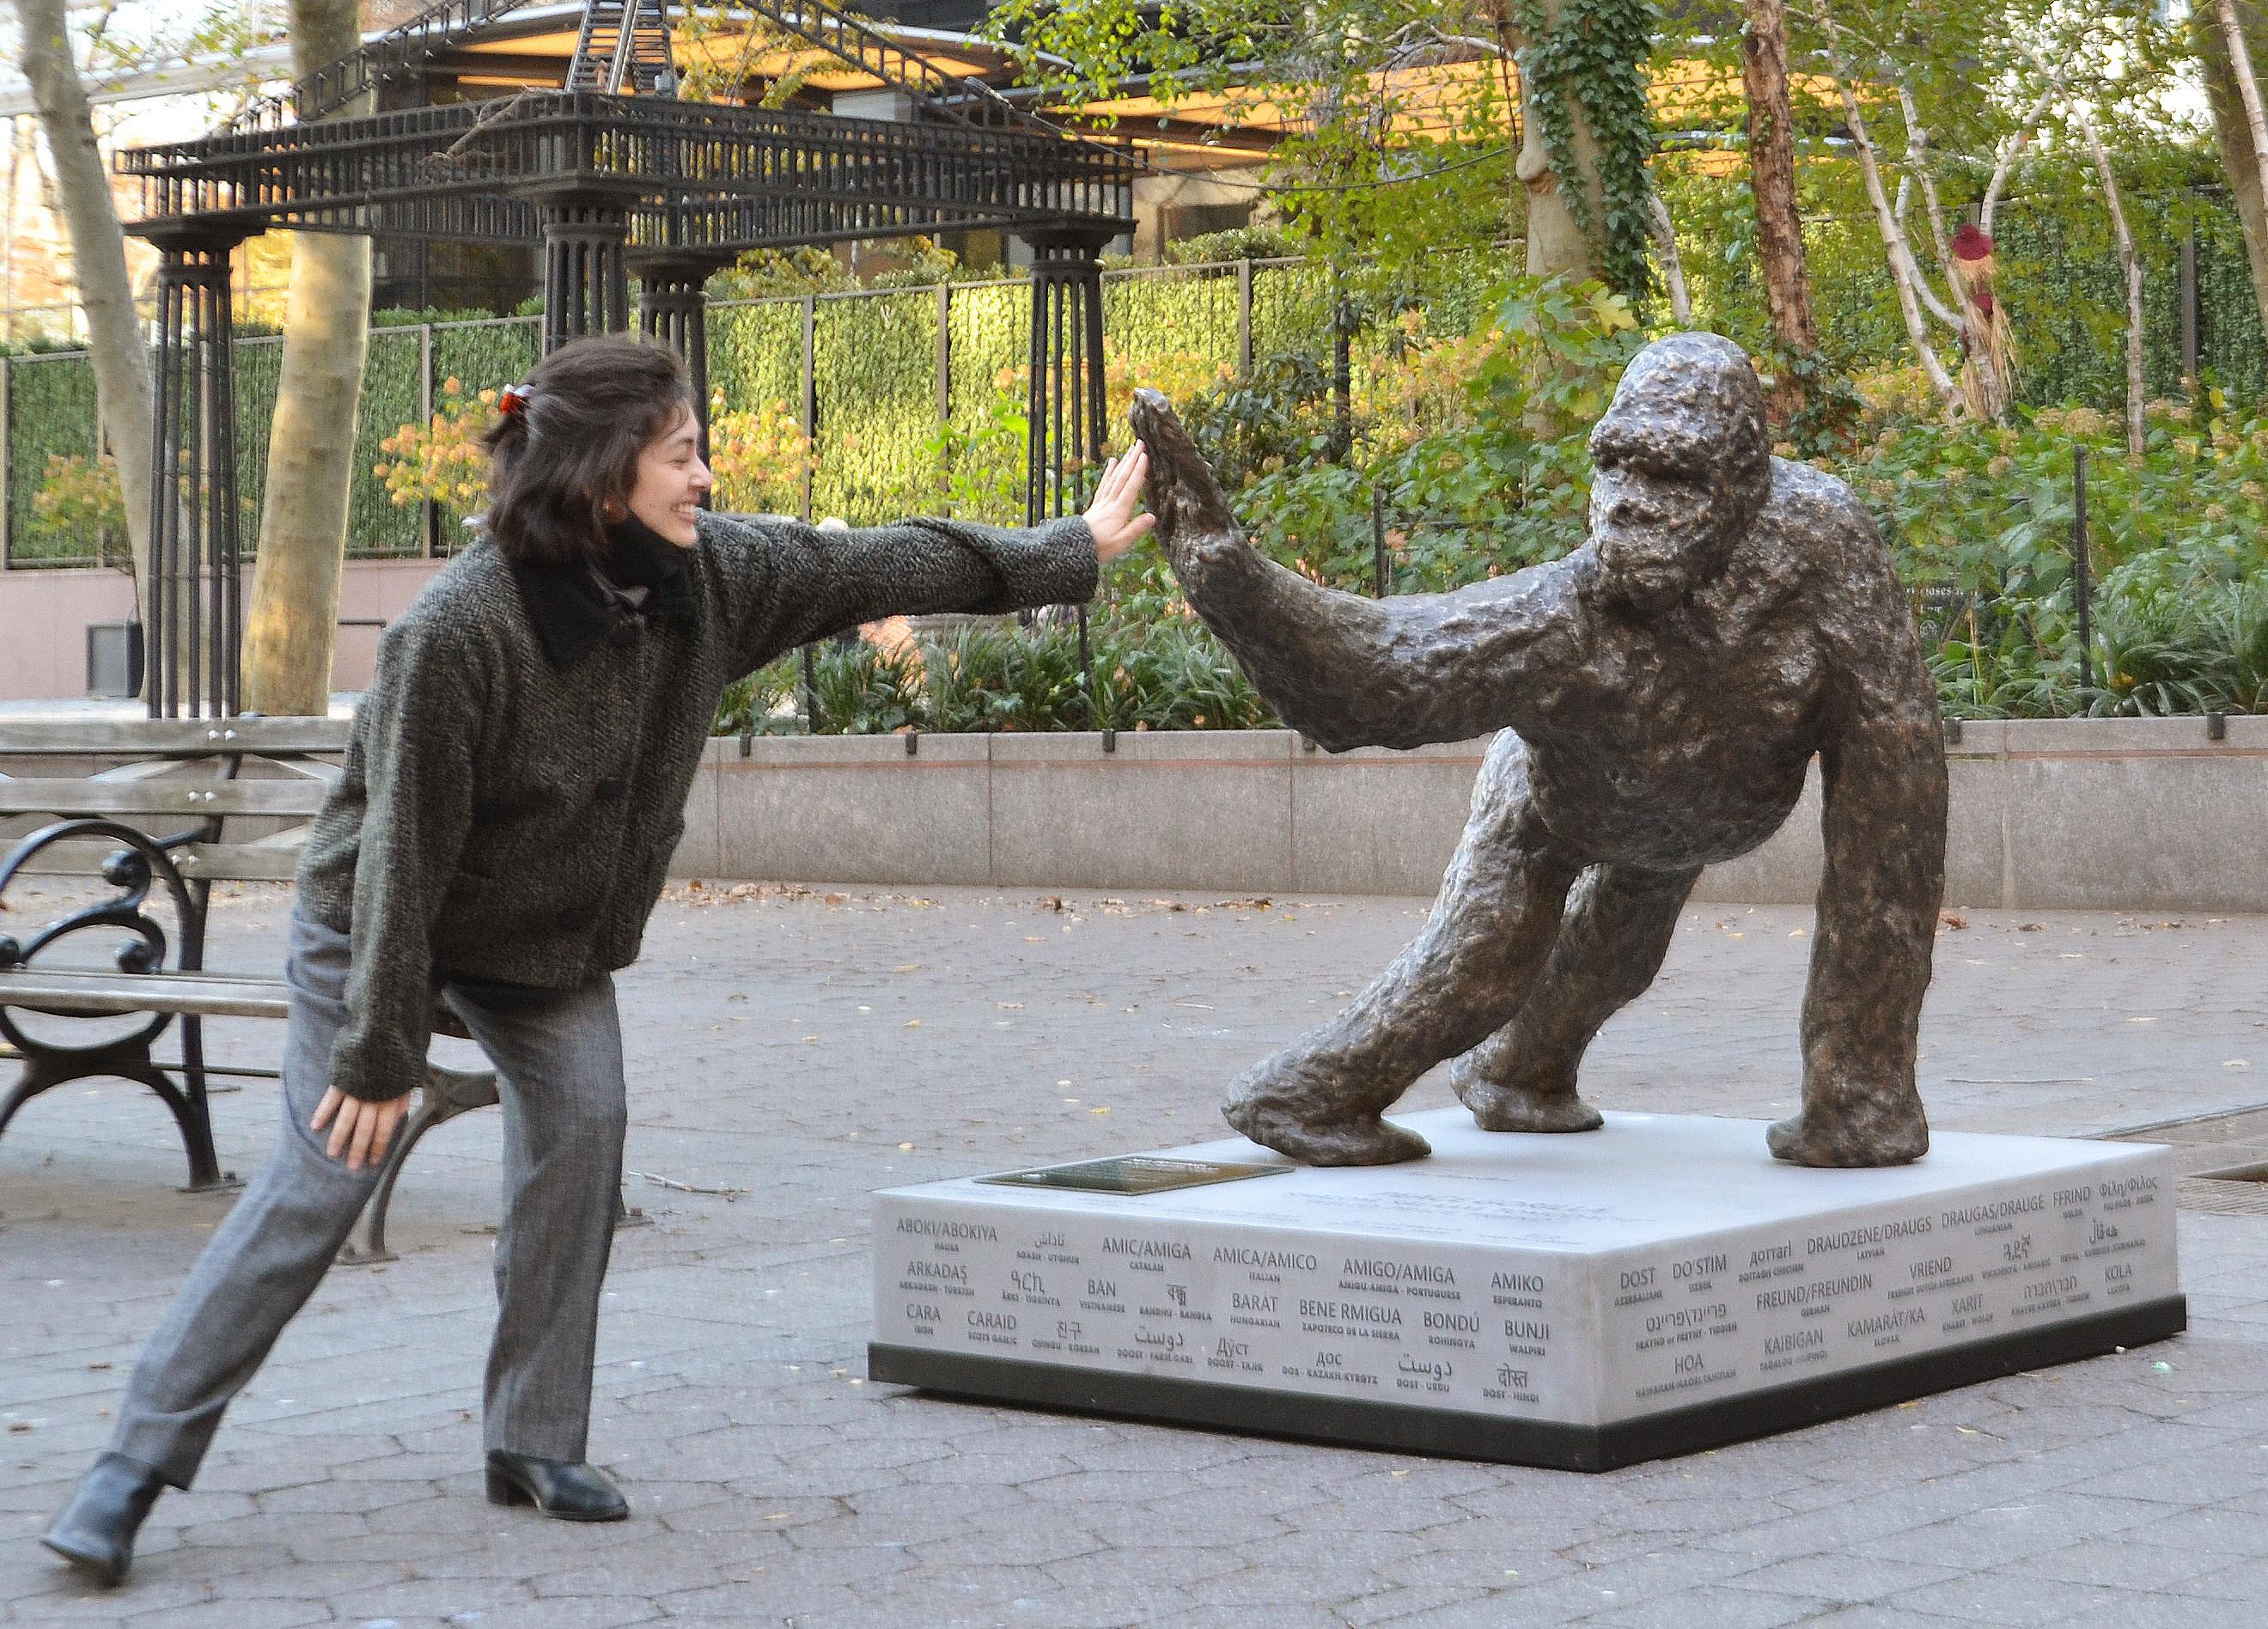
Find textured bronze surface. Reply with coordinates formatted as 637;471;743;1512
1130;333;1948;1168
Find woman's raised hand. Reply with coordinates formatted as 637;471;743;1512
1082;442;1155;564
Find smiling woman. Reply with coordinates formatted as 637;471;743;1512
478;341;699;566
40;331;1155;1589
625;409;710;546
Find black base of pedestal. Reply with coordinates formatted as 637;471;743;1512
869;1296;2186;1472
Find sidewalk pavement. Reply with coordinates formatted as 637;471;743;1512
4;882;2267;1628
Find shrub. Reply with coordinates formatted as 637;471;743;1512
710;616;1277;735
29;452;130;569
1841;392;2268;716
708;396;812;516
714;658;803;734
372;377;496;522
807;638;930;735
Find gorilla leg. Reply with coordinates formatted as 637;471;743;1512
1225;730;1582;1165
1449;861;1702;1133
1768;715;1946;1167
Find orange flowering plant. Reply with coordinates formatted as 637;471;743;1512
372;377;497;522
706;394;814;515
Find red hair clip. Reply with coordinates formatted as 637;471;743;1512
498;383;532;418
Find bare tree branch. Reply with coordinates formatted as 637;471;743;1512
1645;186;1692;324
1818;3;1963;412
1895;79;1997;415
1980;80;2064;235
2016;39;2145;454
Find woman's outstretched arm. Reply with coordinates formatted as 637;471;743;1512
709;447;1149;674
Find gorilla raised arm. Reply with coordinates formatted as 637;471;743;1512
1126;399;1576;753
1130;333;1948;1170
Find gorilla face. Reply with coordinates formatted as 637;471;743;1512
1588;440;1735;617
1584;333;1771;619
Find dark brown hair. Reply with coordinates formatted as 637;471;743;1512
479;333;692;567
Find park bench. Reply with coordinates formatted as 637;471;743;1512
0;717;501;1263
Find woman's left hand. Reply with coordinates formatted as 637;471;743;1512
309;1085;412;1172
1083;442;1155;564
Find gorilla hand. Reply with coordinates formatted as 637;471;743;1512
1127;389;1248;589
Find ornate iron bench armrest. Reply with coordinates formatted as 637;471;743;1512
0;817;203;981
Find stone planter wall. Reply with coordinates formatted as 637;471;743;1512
673;717;2268;912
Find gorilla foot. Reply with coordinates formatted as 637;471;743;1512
1222;1092;1430;1166
1465;1087;1606;1134
1766;1107;1929;1168
1450;1059;1604;1134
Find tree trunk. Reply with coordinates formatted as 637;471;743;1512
3;119;25;332
241;0;373;717
1740;0;1818;357
2201;0;2268;346
1491;0;1605;283
16;0;154;615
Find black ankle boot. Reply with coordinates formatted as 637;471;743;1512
484;1449;629;1522
42;1452;168;1586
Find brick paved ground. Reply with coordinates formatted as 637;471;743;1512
4;881;2267;1627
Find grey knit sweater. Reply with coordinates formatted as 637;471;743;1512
298;509;1098;1102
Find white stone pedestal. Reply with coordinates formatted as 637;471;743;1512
869;1110;2183;1469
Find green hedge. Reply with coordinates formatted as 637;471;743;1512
813;290;939;522
3;351;100;565
942;281;1029;523
717;615;1279;736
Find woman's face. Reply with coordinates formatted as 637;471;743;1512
625;404;711;547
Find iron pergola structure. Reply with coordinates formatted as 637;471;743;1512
117;0;1137;717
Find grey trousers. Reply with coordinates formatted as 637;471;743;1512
112;909;628;1487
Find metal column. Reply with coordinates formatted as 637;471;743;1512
1019;230;1113;525
523;182;642;353
136;222;251;719
632;249;728;461
1018;229;1113;722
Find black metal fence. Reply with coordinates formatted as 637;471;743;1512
8;193;2268;571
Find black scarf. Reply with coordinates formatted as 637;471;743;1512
510;514;696;669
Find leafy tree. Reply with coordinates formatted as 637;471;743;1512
984;0;1577;292
1747;0;2198;430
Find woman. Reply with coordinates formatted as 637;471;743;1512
43;333;1152;1584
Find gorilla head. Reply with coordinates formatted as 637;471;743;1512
1586;332;1771;616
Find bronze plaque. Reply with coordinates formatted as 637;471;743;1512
977;1156;1293;1195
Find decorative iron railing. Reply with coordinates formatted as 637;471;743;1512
122;91;1137;247
566;0;676;95
223;0;1081;149
227;0;546;134
732;0;1074;142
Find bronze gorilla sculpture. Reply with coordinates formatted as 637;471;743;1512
1128;331;1948;1168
